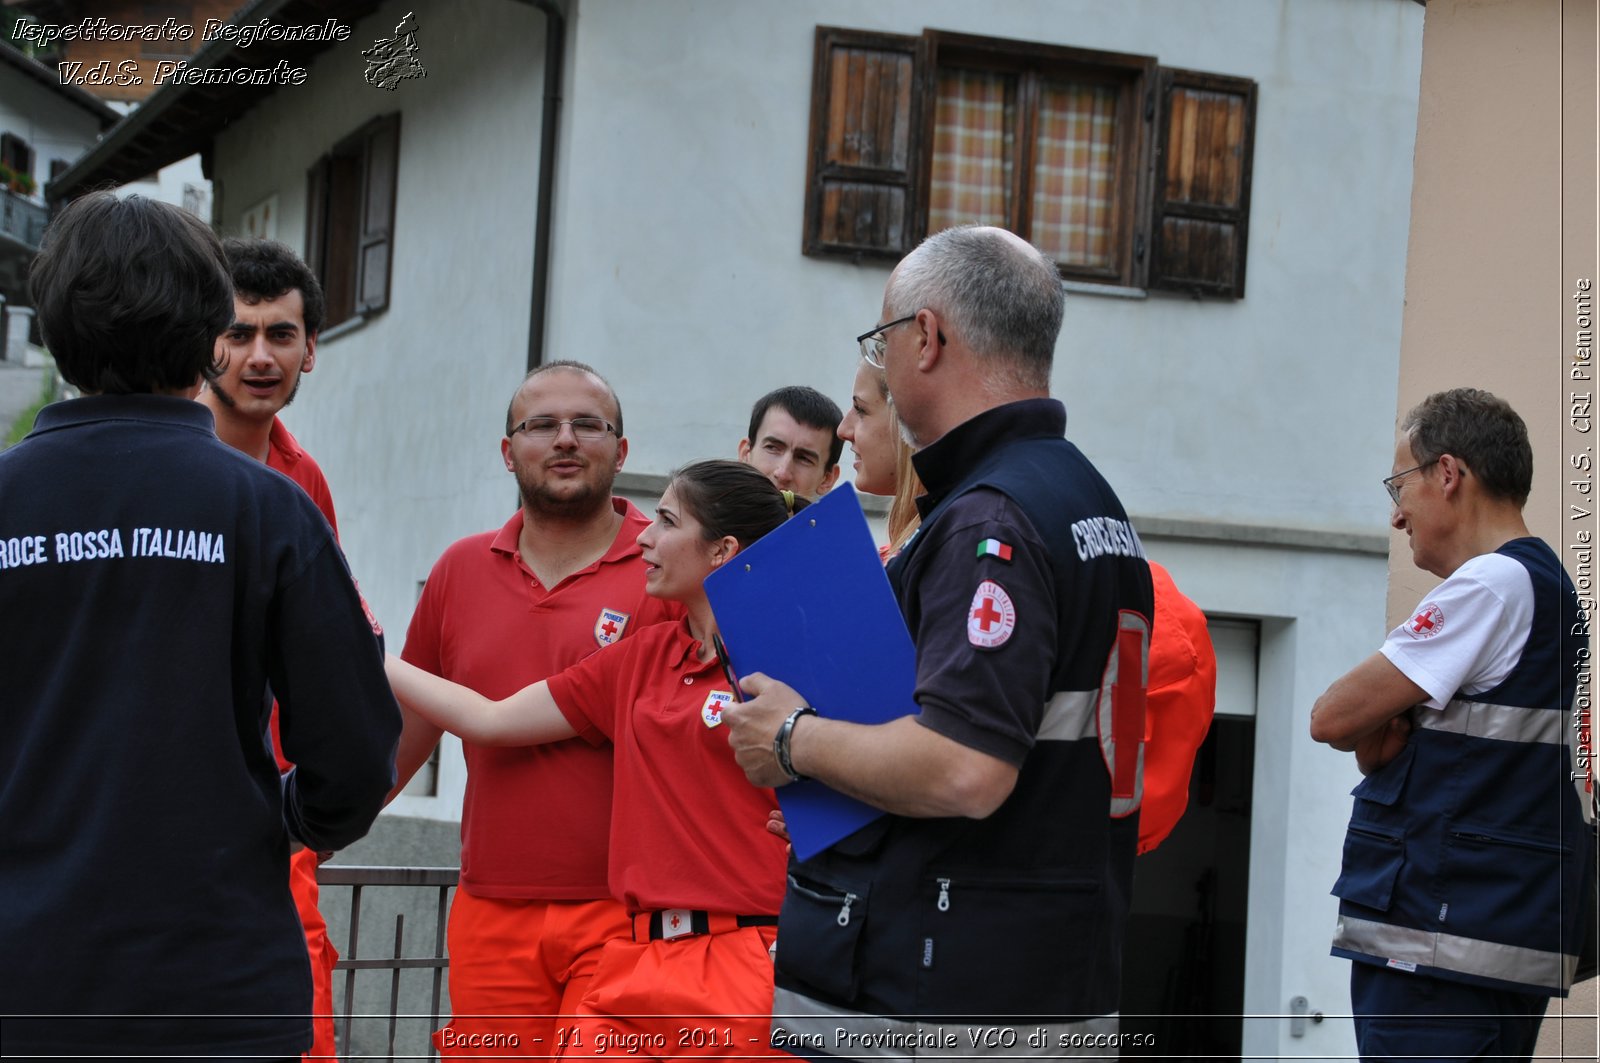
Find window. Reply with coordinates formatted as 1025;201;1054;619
802;28;1257;298
306;113;399;329
1;134;34;180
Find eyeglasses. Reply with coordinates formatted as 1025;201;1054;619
1383;459;1438;505
856;314;930;369
509;416;619;441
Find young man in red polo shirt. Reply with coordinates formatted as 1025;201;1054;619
201;238;350;1060
391;362;675;1057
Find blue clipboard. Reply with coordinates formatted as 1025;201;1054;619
704;483;917;860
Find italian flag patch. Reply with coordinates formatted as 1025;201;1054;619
976;538;1013;562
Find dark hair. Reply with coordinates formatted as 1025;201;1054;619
1401;388;1533;505
222;238;325;335
887;225;1063;390
505;360;625;436
746;385;845;471
30;192;232;394
669;459;810;551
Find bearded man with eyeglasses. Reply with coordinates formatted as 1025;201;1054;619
390;361;677;1057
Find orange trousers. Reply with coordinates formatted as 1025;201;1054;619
434;892;631;1058
288;847;338;1059
559;925;783;1061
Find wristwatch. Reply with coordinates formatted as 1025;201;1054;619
773;705;816;782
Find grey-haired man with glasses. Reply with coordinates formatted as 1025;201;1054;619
390;360;676;1057
726;225;1154;1055
1310;388;1592;1062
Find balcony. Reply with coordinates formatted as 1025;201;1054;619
0;189;48;251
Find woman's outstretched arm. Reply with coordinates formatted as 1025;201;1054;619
385;654;578;747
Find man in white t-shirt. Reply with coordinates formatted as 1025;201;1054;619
1310;388;1592;1062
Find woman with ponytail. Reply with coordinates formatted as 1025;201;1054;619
387;460;804;1058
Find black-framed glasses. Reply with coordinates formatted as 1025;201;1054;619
509;416;619;441
856;314;923;369
1383;459;1438;505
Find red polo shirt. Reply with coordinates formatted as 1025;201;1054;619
547;620;788;915
403;501;677;898
266;418;337;536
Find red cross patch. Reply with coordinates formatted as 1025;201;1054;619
594;607;630;647
702;690;733;728
660;907;694;940
967;580;1017;649
1404;603;1444;640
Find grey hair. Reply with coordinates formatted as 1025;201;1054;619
1401;388;1532;506
885;225;1063;390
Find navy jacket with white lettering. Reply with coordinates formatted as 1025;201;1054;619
0;396;401;1056
772;400;1153;1032
1331;538;1594;995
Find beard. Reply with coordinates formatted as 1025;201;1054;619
515;463;614;521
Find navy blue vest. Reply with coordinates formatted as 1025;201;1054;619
1331;538;1593;995
770;416;1152;1042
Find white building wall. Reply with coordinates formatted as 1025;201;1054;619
203;1;1425;1056
549;0;1421;537
0;66;104;200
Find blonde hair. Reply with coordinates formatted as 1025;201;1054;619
883;384;924;555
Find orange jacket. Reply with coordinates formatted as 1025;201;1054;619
1139;562;1218;854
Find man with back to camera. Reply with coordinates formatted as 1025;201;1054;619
202;237;350;1061
739;385;844;499
0;193;399;1059
724;225;1155;1056
1310;388;1594;1062
390;361;677;1056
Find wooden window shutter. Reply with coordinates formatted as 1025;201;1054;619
355;113;399;315
802;27;925;260
304;154;330;283
1148;68;1256;298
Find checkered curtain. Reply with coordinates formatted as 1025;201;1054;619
929;70;1118;270
1030;80;1118;270
928;69;1014;232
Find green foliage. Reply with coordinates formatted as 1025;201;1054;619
5;365;58;447
0;161;36;196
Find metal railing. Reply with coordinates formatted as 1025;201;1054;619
318;865;458;1062
0;189;48;250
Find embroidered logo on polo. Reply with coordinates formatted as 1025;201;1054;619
702;690;733;728
1405;603;1444;640
976;538;1013;562
594;607;630;647
967;580;1016;648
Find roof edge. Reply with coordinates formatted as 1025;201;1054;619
0;42;121;127
45;0;298;202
